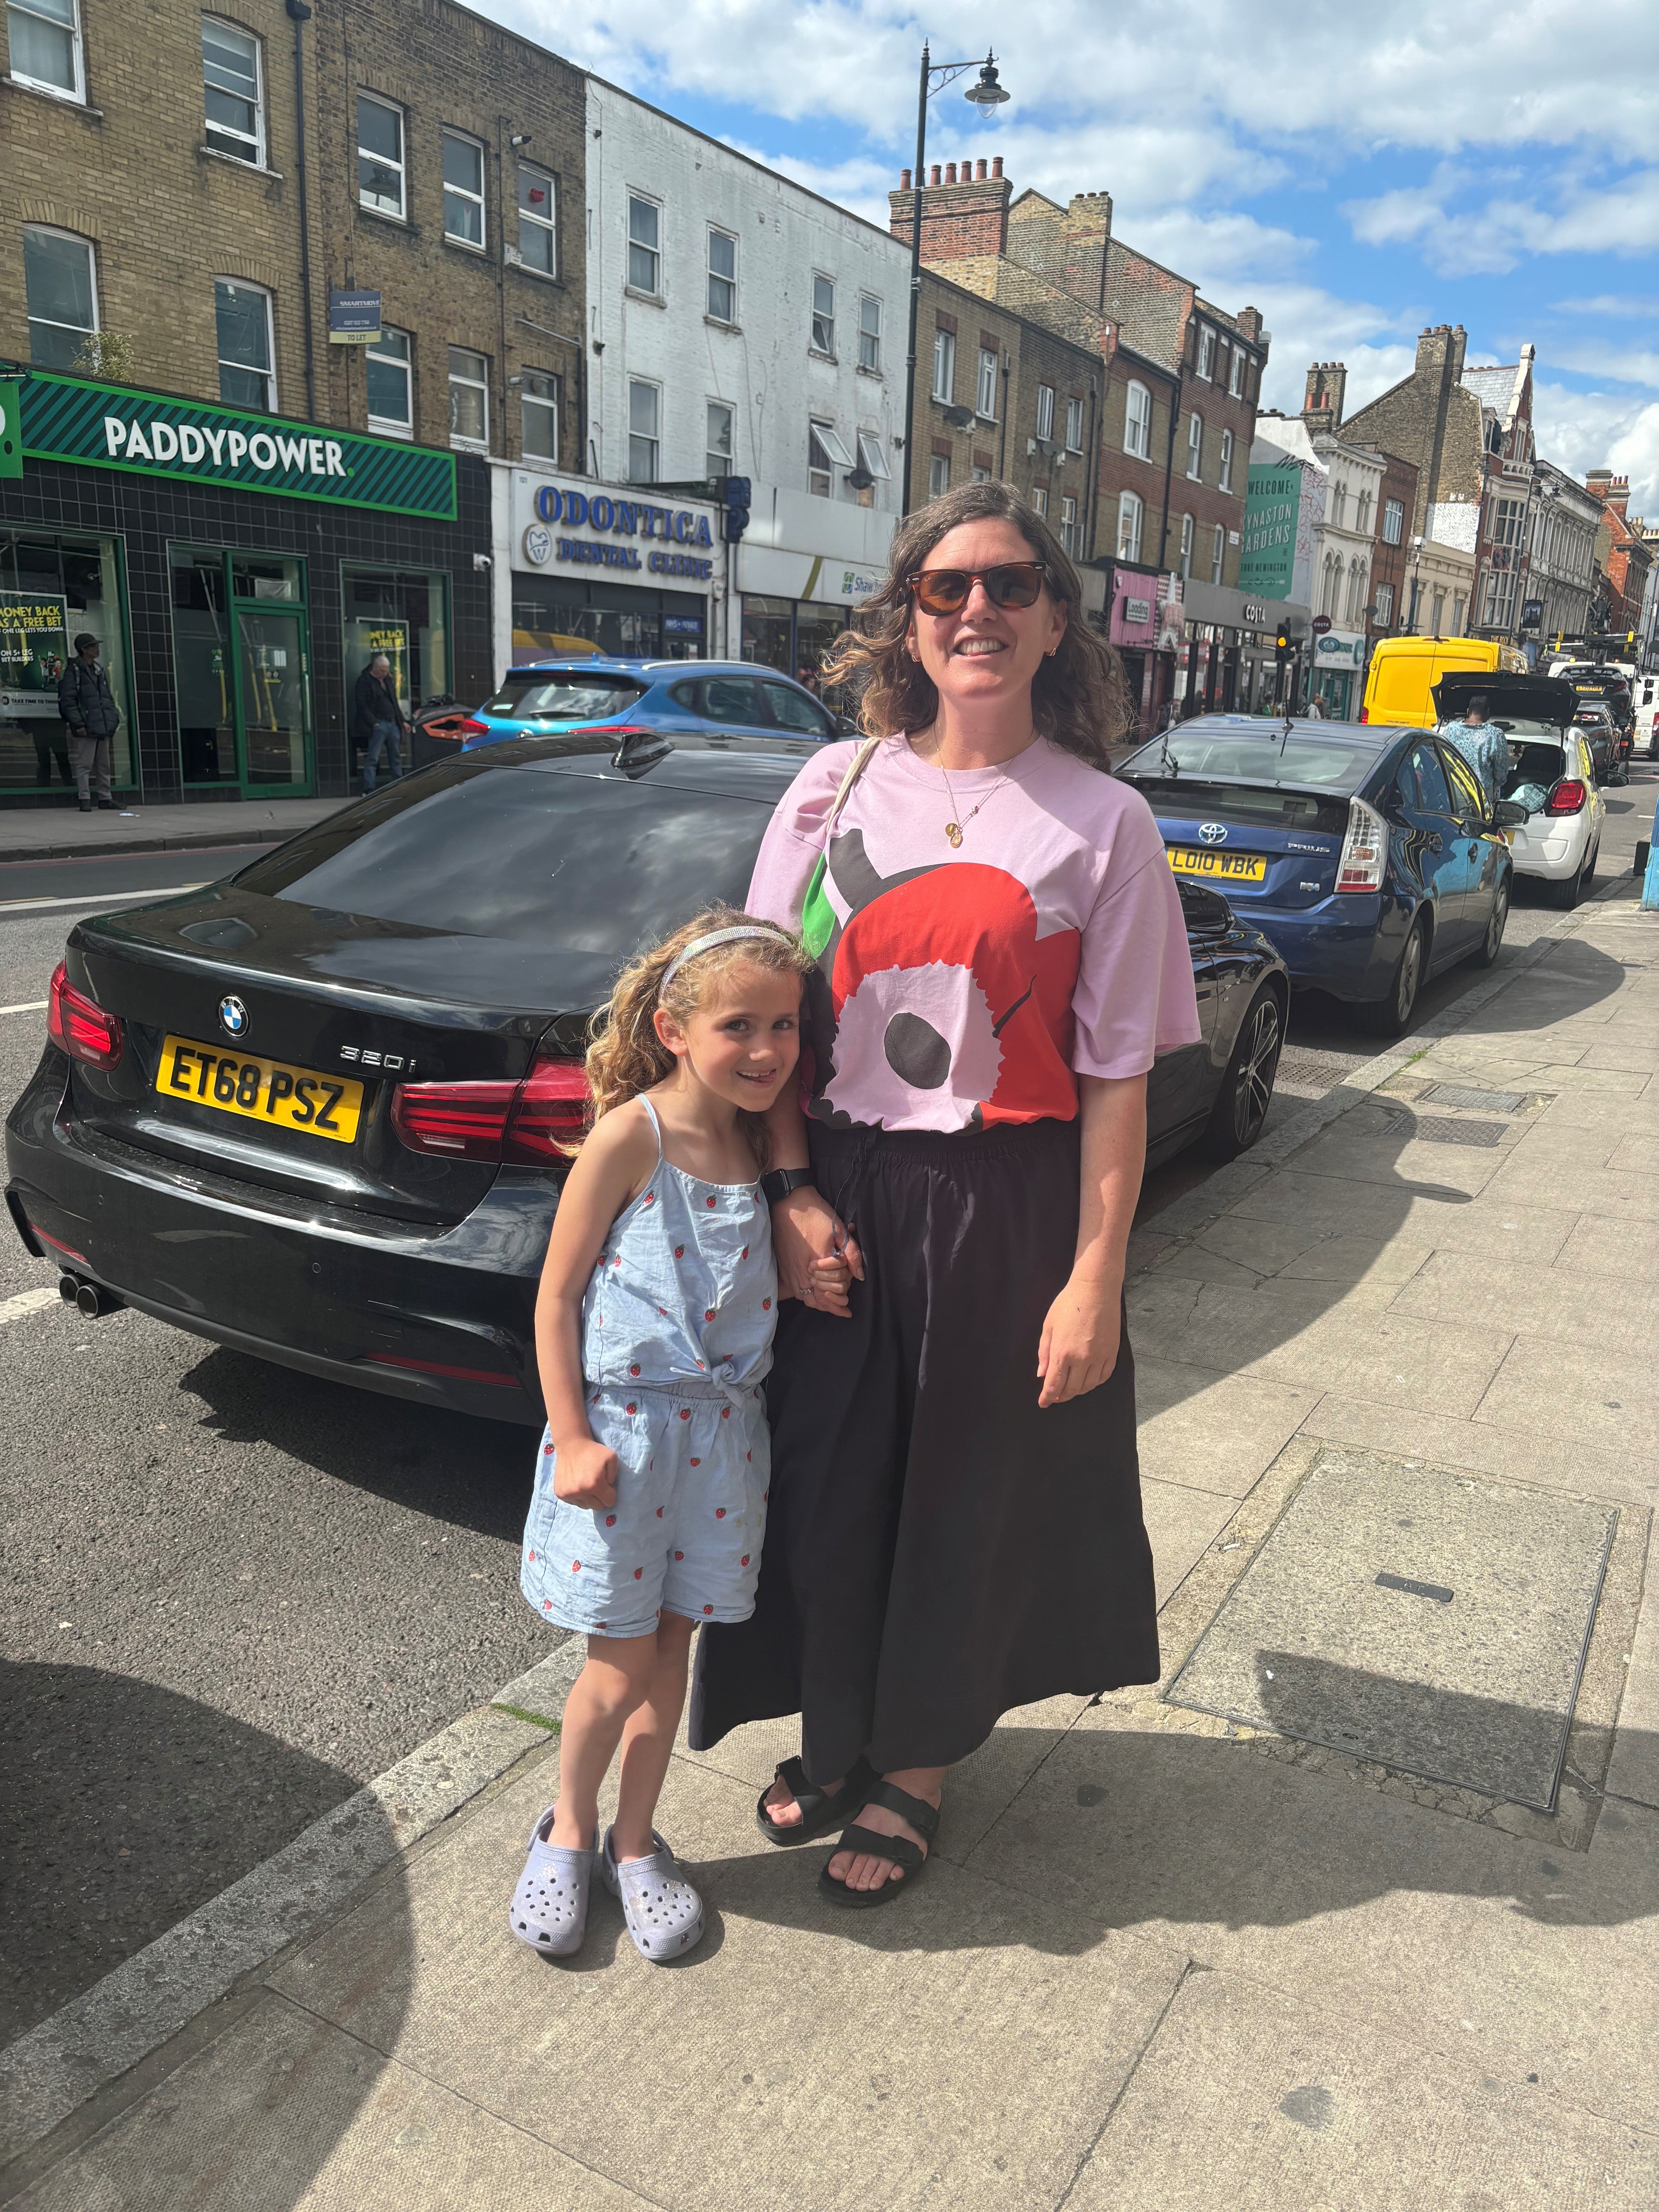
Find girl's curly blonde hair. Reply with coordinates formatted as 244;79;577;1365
582;907;815;1166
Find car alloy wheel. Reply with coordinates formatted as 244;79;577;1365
1475;877;1510;967
1365;914;1426;1037
1205;987;1284;1161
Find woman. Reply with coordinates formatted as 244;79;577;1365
688;482;1200;1904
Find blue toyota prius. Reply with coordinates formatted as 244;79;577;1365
1116;714;1525;1034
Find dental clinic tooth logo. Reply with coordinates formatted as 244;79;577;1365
218;995;249;1039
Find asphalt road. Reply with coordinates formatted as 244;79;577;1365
3;774;1654;2047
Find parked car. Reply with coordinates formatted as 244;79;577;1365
461;657;848;754
5;730;1286;1428
1435;673;1605;909
1116;711;1525;1035
1570;700;1621;783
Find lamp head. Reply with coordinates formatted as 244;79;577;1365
964;53;1009;106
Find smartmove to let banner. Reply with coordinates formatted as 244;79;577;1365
16;373;456;521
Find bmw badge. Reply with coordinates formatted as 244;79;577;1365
218;995;249;1040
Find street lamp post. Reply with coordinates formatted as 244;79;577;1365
900;48;1009;517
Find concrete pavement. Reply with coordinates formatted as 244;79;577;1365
0;797;349;865
5;882;1659;2208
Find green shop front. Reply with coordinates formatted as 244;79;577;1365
0;372;491;807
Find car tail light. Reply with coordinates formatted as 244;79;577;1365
452;716;489;739
391;1053;589;1163
1545;778;1587;815
1358;707;1369;723
48;962;123;1068
1334;795;1389;893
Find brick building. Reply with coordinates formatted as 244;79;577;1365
1585;472;1654;645
1369;445;1420;647
0;0;586;805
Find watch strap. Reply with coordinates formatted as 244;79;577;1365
761;1167;816;1207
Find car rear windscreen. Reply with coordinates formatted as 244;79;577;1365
1124;733;1378;787
234;767;769;946
484;673;648;720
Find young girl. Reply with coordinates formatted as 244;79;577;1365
507;908;833;1964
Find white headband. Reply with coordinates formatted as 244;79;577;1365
660;924;795;994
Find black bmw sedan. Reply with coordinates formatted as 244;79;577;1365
7;731;1286;1427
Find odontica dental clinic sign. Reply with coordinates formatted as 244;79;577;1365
17;371;456;521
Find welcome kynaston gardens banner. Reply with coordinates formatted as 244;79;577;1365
17;373;457;521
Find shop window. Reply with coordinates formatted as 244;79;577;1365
447;346;488;449
1036;383;1055;441
1219;427;1234;492
442;129;486;249
521;371;558;462
214;278;275;409
706;401;733;479
627;196;660;295
1211;524;1225;585
1123;380;1152;460
707;228;737;322
24;226;96;370
517;164;556;274
740;594;793;672
202;19;263;164
1061;496;1082;558
6;0;82;99
342;568;450;759
1178;513;1194;581
357;93;405;219
365;326;412;438
977;349;998;421
811;275;835;356
1116;489;1143;562
1066;395;1084;452
628;380;659;482
0;534;131;794
928;452;950;500
859;294;882;373
1187;411;1203;480
932;328;955;403
170;545;310;790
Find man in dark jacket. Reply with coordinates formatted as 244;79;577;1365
57;634;121;812
352;653;408;792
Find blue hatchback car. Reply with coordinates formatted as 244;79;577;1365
461;657;847;752
1116;714;1525;1034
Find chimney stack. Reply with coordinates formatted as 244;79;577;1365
889;155;1014;263
1302;360;1347;431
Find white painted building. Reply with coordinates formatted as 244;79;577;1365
1257;415;1384;717
581;76;906;667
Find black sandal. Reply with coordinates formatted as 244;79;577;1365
818;1779;940;1908
755;1755;875;1847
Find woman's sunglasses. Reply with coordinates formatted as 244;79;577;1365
905;561;1048;616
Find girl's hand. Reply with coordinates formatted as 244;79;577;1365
772;1188;864;1316
552;1435;620;1509
1037;1273;1122;1409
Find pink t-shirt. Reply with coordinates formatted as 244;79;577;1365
747;733;1201;1133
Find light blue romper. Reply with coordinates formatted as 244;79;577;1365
520;1096;776;1639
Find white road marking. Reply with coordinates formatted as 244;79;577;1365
0;1000;48;1015
0;1285;62;1324
0;884;204;914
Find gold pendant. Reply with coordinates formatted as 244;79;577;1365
945;821;963;847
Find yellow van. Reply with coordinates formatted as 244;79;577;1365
1360;637;1527;728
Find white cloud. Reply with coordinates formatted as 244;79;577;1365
1551;294;1659;319
1346;166;1659;276
1533;380;1659;514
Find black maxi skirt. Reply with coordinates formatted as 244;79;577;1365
688;1116;1160;1781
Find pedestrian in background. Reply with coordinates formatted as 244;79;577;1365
1438;692;1507;810
1303;693;1326;719
510;909;835;1965
56;634;120;812
353;653;409;793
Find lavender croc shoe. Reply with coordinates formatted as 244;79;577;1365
599;1826;706;1961
507;1807;596;1959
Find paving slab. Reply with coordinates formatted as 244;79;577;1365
1476;1337;1659;1459
1604;1551;1659;1814
1226;1173;1581;1265
1141;1478;1238;1606
1482;1156;1659;1222
1166;1449;1618;1810
1071;1964;1659;2212
1278;1115;1512;1197
266;1754;1190;2212
1387;1249;1657;1360
1133;1358;1320;1498
1556;1214;1659;1281
1297;1393;1654;1508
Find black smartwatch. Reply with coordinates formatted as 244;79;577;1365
761;1167;816;1207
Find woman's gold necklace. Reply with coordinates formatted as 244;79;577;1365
925;731;1034;847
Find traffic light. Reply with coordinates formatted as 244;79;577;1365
1274;625;1293;662
722;475;751;543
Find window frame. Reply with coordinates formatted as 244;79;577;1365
364;324;413;439
1374;580;1394;626
976;347;999;422
856;431;890;481
811;273;835;357
1123;379;1152;460
1219;426;1234;493
516;161;556;276
626;194;661;297
1178;512;1194;581
707;226;737;324
929;452;950;500
214;276;276;410
1061;494;1081;558
1196;326;1216;380
1186;410;1203;481
1211;523;1225;586
441;127;487;251
706;400;733;479
1228;346;1243;397
858;293;882;373
1116;488;1144;563
1382;496;1404;546
1032;487;1048;519
521;370;559;464
1036;382;1055;441
202;16;264;166
356;91;406;221
932;326;955;403
23;223;97;369
447;345;489;451
807;419;854;498
1065;395;1084;453
6;0;84;102
627;377;660;483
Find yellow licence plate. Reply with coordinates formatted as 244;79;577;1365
1166;845;1268;883
157;1034;365;1144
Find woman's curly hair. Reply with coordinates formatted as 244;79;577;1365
821;479;1134;769
582;907;816;1166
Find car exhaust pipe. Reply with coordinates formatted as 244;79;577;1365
59;1273;122;1317
57;1272;79;1304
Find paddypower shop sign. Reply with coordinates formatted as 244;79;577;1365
17;372;456;521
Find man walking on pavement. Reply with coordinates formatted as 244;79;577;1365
56;633;120;812
354;652;409;793
1438;691;1508;811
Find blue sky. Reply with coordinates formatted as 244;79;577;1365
493;0;1659;506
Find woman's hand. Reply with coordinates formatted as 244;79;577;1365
552;1435;620;1509
773;1187;864;1316
1036;1271;1122;1408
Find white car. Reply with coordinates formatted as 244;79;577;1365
1632;672;1659;759
1436;671;1606;910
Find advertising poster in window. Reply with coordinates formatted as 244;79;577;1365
345;618;410;713
0;590;70;717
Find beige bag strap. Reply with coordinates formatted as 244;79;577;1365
823;733;881;842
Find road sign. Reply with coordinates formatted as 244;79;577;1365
1311;614;1332;636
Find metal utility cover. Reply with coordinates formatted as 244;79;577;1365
1421;1083;1528;1113
1168;1449;1617;1811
